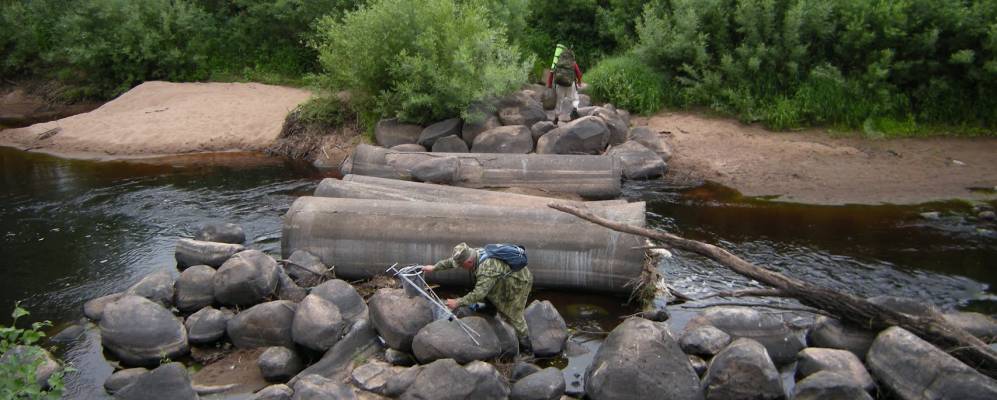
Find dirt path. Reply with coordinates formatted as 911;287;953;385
638;111;997;205
0;81;311;159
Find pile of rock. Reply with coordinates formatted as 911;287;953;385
371;86;671;180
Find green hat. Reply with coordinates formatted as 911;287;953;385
451;242;474;265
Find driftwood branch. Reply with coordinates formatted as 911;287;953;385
549;202;997;378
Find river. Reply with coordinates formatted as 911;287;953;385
1;146;993;398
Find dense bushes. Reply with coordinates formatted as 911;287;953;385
585;55;667;115
312;0;531;124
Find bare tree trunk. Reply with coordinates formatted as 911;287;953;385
549;203;997;378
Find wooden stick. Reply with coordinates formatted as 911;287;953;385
549;202;997;378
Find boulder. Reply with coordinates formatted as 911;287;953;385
227;300;297;348
525;300;568;357
484;315;519;358
793;371;873;400
498;93;547;127
175;238;244;269
629;127;672;161
0;345;60;389
702;338;784;400
866;326;997;400
617;109;631;128
174;265;215;313
84;292;123;321
431;135;469;153
592;108;628;146
943;311;997;341
125;270;175;307
462;115;500;147
292;374;356;400
465;361;510;400
400;359;476;400
510;367;565;400
310;279;368;321
807;316;876;361
213;250;280;307
351;361;395;394
680;324;731;357
259;346;304;382
796;347;874;392
194;222;246;244
412;316;502;364
384;366;422;397
185;306;232;344
578;94;592;108
585;318;703;400
686;306;805;364
99;295;188;367
530;121;555;143
104;367;149;394
418;118;462;148
292;294;350;352
410;156;459;184
535;116;609;155
574;106;598;117
252;384;294;400
512;362;542;381
285;250;329;286
375;118;422;148
390;143;427;152
291;319;380;385
275;266;307;302
607;141;667;179
472;125;534;153
368;288;435;352
385;348;416;367
113;362;197;400
50;324;85;343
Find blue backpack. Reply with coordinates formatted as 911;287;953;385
478;244;528;271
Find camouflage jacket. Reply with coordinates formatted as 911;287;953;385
434;249;533;307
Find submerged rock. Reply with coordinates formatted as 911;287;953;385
510;367;565;400
368;288;435;352
213;250;280;307
104;367;149;394
807;316;877;361
702;338;784;400
174;265;215;313
175;238;244;269
227;300;297;348
194;222;246;244
99;295;188;367
185;306;232;345
113;362;198;400
125;270;175;307
259;347;304;382
525;300;568;357
412;316;501;364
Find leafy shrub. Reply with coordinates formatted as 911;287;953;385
586;55;667;114
0;304;64;399
313;0;531;124
523;0;617;68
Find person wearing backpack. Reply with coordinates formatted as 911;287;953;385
422;242;534;353
547;43;583;125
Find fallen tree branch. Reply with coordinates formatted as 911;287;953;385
549;202;997;378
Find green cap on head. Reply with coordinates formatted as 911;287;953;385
452;242;474;265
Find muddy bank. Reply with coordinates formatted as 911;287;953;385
640;112;997;205
0;81;312;160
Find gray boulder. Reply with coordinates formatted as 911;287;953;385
410;156;459;184
351;360;395;394
465;360;510;400
285;250;329;286
99;295;188;367
375;118;422;148
536;116;609;155
512;362;542;381
797;347;874;392
575;106;598;117
400;359;476;400
84;292;123;321
384;366;422;397
125;270;175;307
292;294;350;352
290;319;380;385
510;367;565;400
592;108;628;146
0;345;59;389
213;249;280;307
50;324;85;343
498;92;547;127
462;115;500;147
292;374;356;400
472;125;534;153
686;306;805;364
485;315;519;358
194;222;246;244
680;324;731;357
252;384;294;400
185;306;232;344
227;300;297;348
629;126;672;160
419;118;462;148
275;266;307;302
368;288;435;352
310;279;368;321
867;326;997;400
793;371;873;400
702;338;784;400
530;121;555;143
807;316;876;361
578;94;592;108
175;238;244;269
259;346;304;382
525;300;568;357
606;140;667;180
174;265;215;313
432;134;469;153
585;317;703;400
104;368;149;394
412;316;502;364
113;362;197;400
943;311;997;341
390;143;427;152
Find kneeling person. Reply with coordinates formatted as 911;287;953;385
423;242;533;353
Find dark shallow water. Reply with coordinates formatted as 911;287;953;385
1;146;994;398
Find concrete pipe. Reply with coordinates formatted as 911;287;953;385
282;197;646;294
340;144;623;199
313;175;627;208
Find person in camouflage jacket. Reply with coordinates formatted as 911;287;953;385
423;242;534;353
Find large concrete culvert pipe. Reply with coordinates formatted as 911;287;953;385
340;144;623;199
282;197;647;293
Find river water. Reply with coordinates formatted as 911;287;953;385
1;146;994;398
